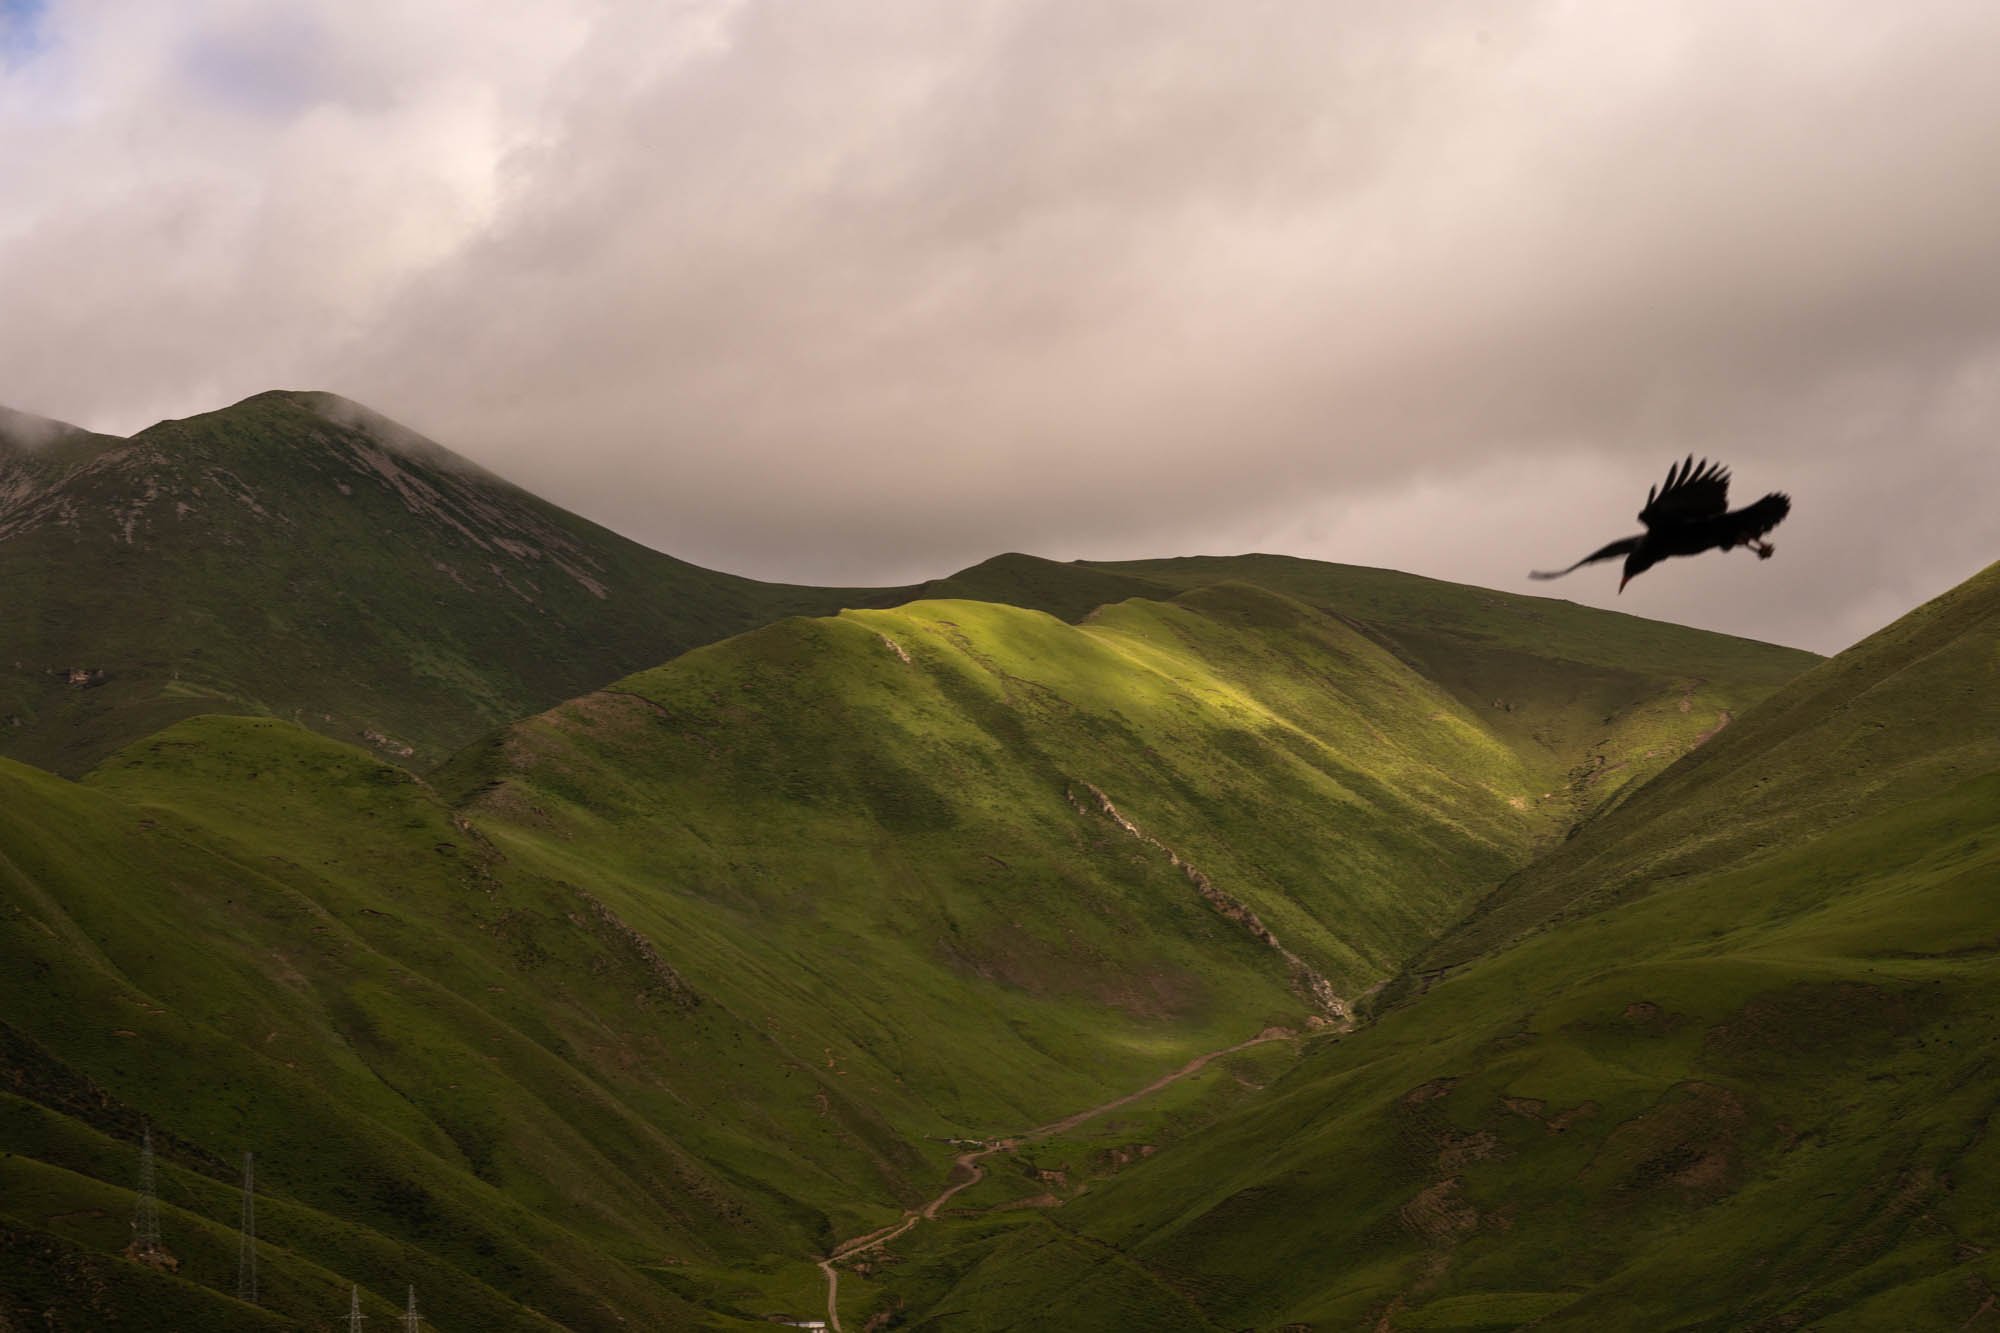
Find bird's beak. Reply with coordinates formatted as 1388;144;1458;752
1618;575;1629;595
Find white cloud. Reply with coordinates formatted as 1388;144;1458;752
4;1;1998;652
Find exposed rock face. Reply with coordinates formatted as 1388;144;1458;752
571;887;701;1011
1070;780;1349;1024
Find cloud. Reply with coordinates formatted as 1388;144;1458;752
0;403;78;451
4;1;1998;652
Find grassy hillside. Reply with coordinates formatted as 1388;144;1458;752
930;551;1817;825
1413;554;2000;971
442;591;1528;1046
0;567;1814;1328
3;721;876;1329
0;390;908;775
872;559;2000;1331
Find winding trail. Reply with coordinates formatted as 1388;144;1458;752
815;1026;1312;1330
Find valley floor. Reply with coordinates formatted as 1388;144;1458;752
814;1024;1330;1330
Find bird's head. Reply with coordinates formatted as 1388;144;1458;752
1619;549;1657;594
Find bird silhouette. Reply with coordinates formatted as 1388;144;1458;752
1530;457;1790;593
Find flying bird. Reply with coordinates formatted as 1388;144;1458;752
1530;456;1790;593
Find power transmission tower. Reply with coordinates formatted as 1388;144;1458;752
347;1284;368;1331
402;1284;423;1332
236;1151;258;1304
130;1124;161;1258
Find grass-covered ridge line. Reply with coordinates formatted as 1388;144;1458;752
460;591;1534;990
935;550;1818;822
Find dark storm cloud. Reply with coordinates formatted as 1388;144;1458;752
4;2;1997;651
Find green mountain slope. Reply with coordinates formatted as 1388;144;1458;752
443;590;1528;1038
0;390;908;775
0;568;1814;1327
0;731;774;1329
1415;554;2000;971
929;551;1817;825
877;559;2000;1331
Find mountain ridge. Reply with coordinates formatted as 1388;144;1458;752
0;388;1820;795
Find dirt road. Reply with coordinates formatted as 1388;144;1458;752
814;1026;1308;1330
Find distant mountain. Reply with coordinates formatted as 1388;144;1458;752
883;558;2000;1331
0;390;910;774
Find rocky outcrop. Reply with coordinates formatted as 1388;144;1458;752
570;888;700;1010
1069;781;1348;1024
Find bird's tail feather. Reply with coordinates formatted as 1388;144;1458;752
1529;536;1641;582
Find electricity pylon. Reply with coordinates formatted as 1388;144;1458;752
347;1284;368;1331
236;1151;257;1304
402;1285;423;1332
130;1125;161;1257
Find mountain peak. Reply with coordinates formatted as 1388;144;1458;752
0;386;895;774
150;389;503;483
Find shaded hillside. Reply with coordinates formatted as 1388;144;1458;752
0;390;908;774
916;552;1183;624
871;558;2000;1331
1413;555;2000;971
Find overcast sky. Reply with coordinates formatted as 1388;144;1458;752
5;2;1998;654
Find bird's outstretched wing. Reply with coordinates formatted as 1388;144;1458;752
1719;492;1790;545
1529;535;1641;580
1640;456;1731;530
